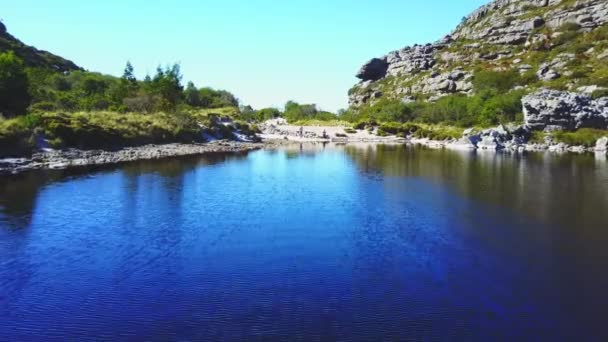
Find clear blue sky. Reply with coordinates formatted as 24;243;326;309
3;0;487;111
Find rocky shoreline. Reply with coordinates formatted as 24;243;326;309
0;141;262;175
411;136;608;155
259;118;608;155
2;127;606;175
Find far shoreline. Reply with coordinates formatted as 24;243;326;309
2;132;608;175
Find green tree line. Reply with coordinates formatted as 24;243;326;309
0;52;240;117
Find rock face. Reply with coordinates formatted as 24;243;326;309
522;89;608;131
356;58;389;81
349;0;608;107
595;136;608;152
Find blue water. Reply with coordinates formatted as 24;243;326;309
1;144;608;340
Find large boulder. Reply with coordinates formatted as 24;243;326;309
356;58;388;81
596;137;608;152
0;22;5;34
522;89;608;131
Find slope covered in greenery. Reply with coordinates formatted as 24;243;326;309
347;0;608;128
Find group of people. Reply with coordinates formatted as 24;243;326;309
298;127;329;139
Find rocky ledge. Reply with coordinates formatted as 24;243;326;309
411;124;608;154
0;141;261;175
523;89;608;131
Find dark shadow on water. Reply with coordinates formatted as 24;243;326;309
0;152;251;228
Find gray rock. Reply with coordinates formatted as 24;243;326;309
446;137;478;150
478;135;504;150
349;0;608;107
577;85;602;94
401;96;415;104
596;137;608;152
356;58;389;81
545;0;608;29
385;44;439;77
0;21;5;34
522;89;608;131
476;125;511;150
537;63;560;81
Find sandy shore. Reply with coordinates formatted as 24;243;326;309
259;121;405;143
259;120;607;156
0;141;262;175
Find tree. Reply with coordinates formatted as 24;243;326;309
149;63;184;111
257;108;281;121
0;52;31;116
284;101;318;122
118;61;139;98
122;61;137;84
184;81;201;107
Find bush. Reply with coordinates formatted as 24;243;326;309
560;22;581;32
123;93;161;113
552;128;608;147
591;89;608;99
0;115;40;156
38;111;202;149
0;52;31;116
473;69;521;94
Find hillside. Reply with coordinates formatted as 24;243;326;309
349;0;608;117
0;21;80;72
0;22;264;158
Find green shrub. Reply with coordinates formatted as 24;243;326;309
356;99;415;123
0;52;31;116
37;111;202;149
560;22;581;32
473;69;522;94
553;128;608;146
591;89;608;99
0;115;36;156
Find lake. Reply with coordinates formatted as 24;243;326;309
1;144;607;340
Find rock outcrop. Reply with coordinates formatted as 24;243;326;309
349;0;608;107
595;136;608;152
356;58;389;81
522;89;608;131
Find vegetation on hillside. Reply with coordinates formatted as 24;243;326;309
0;52;30;116
342;69;526;127
346;21;608;132
0;48;271;155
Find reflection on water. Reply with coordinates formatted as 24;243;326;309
0;145;607;340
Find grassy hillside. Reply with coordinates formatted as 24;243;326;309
347;0;608;129
0;21;80;72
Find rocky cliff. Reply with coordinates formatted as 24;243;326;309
0;21;80;72
349;0;608;109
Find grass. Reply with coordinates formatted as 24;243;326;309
290;119;351;127
552;128;608;147
37;111;202;149
528;129;608;146
377;122;464;140
0;107;246;156
0;114;42;156
528;131;547;144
